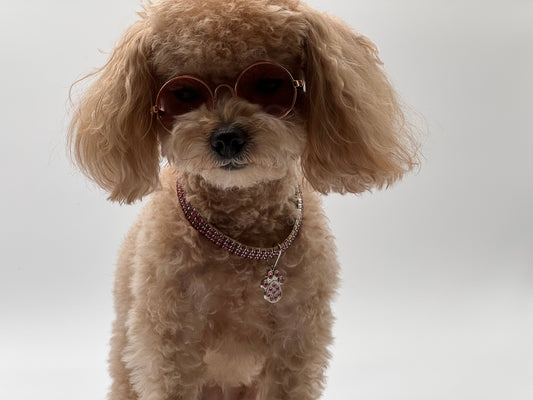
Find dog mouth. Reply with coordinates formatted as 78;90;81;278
220;162;248;171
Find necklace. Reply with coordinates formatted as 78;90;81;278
176;180;303;303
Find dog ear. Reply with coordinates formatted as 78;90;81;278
69;19;159;204
300;7;419;194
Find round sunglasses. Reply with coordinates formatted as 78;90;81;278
151;61;305;132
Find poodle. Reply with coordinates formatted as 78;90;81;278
69;0;418;399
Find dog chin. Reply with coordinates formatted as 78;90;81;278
196;164;288;189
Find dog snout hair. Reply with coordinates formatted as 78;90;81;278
210;124;249;161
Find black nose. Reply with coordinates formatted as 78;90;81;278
210;125;249;159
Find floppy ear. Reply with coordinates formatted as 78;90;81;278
69;19;159;204
300;7;419;194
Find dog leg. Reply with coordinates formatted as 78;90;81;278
122;274;212;400
123;306;210;400
259;301;334;400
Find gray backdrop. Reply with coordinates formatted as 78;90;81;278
1;0;532;399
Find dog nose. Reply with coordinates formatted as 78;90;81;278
210;125;249;159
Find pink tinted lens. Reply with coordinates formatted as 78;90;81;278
156;77;213;131
236;63;297;118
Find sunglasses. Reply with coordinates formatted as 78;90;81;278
152;61;305;132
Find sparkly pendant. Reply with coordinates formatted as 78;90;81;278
260;249;285;303
261;269;285;303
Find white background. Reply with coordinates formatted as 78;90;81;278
1;0;532;399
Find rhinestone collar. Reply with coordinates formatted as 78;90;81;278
176;180;303;260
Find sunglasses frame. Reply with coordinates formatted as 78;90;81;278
151;61;305;132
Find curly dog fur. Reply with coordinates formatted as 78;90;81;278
69;0;418;399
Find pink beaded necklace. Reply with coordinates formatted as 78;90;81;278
176;180;303;303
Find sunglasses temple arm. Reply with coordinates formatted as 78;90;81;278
293;79;306;93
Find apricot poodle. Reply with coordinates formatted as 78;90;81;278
69;0;418;399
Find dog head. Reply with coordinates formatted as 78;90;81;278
69;0;418;203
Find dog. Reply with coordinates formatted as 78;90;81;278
69;0;418;398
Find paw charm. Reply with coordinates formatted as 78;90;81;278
261;269;285;303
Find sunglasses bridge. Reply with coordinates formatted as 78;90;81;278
213;84;236;103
